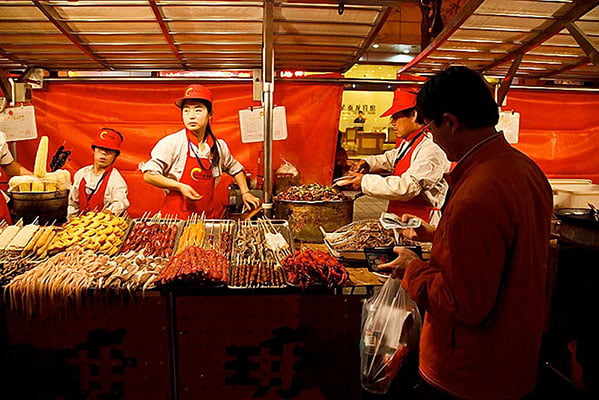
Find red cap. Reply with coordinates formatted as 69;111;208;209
92;128;122;152
175;85;213;108
380;89;417;117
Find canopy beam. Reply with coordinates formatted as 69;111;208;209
32;0;111;70
148;0;189;70
483;0;599;72
497;54;522;106
0;68;12;105
566;22;599;67
399;0;485;74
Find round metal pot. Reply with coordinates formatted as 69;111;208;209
9;189;69;225
274;198;354;243
554;208;599;248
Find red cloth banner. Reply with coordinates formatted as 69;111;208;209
16;82;342;217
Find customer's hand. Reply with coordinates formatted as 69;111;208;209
377;246;421;279
398;214;435;242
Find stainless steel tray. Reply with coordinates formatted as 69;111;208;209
228;219;293;289
119;218;185;258
177;219;236;252
323;236;366;262
157;219;236;288
321;219;430;263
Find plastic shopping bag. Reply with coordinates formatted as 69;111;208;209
275;155;299;177
360;277;422;394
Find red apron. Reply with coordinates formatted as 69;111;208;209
387;128;434;222
78;166;114;213
0;196;12;224
160;140;215;219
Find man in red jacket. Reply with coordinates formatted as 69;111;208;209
380;66;553;399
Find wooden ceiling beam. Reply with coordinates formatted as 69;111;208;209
566;21;599;66
529;58;591;79
399;0;486;74
344;6;393;72
497;54;522;106
0;68;12;103
32;0;111;70
148;0;189;70
482;0;599;72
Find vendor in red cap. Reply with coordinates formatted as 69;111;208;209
139;84;260;219
68;128;129;217
341;89;450;225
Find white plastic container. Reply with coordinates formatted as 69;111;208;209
548;179;593;186
553;184;599;209
548;179;594;208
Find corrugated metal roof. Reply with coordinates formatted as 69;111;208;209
400;0;599;83
0;0;389;72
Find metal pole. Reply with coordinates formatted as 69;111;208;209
262;0;274;218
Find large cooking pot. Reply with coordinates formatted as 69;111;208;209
275;197;354;243
554;208;599;248
9;189;69;225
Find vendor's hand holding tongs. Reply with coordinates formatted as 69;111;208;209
241;204;263;220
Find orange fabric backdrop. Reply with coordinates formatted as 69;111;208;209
505;90;599;183
15;82;343;217
10;85;599;217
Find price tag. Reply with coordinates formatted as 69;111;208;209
497;110;520;144
239;106;288;143
0;105;38;142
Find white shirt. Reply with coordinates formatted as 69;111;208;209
361;135;450;226
68;165;130;217
138;129;244;193
0;131;14;166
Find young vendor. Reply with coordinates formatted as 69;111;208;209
68;128;129;217
140;85;260;219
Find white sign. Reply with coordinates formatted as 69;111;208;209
497;110;520;144
0;105;38;142
239;106;288;143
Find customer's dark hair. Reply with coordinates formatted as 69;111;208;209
416;66;499;128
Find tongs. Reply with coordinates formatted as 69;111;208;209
241;204;263;220
332;175;353;188
588;203;599;222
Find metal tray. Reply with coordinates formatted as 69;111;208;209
176;219;237;252
321;220;430;263
228;219;293;289
156;220;236;288
323;236;366;262
118;218;185;258
320;219;392;263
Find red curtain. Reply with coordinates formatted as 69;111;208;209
9;84;599;218
505;90;599;183
16;82;343;218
